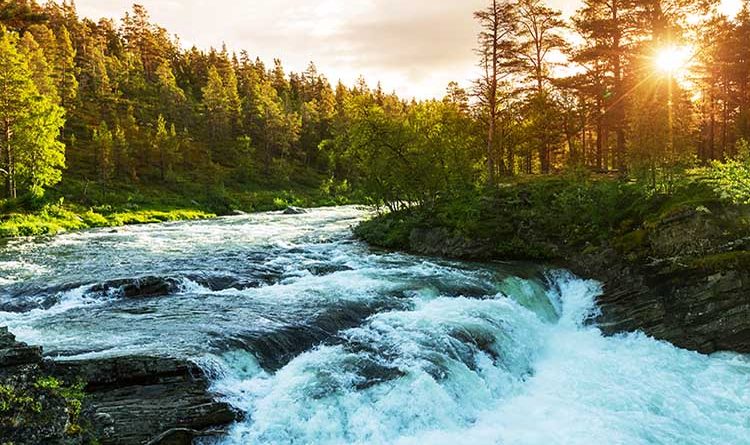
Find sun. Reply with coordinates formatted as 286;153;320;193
653;45;693;76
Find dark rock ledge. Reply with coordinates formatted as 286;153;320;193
400;207;750;355
0;327;236;445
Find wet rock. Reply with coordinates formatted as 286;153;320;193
215;300;406;371
146;427;227;445
50;356;237;445
409;227;494;260
566;204;750;354
0;328;71;444
0;281;85;313
0;327;236;445
0;327;43;367
283;206;308;215
305;263;354;276
396;207;750;355
90;276;182;299
187;268;281;291
571;247;750;354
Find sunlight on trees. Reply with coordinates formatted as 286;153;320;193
0;0;749;210
653;45;693;76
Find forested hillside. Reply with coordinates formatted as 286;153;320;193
1;0;749;235
0;0;370;222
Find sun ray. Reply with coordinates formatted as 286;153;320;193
653;45;693;75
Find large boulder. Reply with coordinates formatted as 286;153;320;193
89;276;182;300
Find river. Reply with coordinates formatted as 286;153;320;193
1;206;748;445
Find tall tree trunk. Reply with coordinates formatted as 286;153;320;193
581;110;587;166
507;136;515;176
487;113;496;186
596;103;604;171
3;119;15;199
486;0;499;187
709;87;716;161
722;91;728;159
612;1;626;171
540;142;550;174
525;151;533;174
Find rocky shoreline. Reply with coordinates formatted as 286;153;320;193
388;206;750;355
0;327;236;445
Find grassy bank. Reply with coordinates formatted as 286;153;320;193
0;205;215;238
355;173;750;263
0;174;364;238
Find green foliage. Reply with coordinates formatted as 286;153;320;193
702;142;750;205
0;201;215;238
0;25;66;200
1;375;85;439
354;211;418;250
328;94;479;210
690;251;750;273
356;177;680;260
0;384;41;416
2;0;745;249
33;377;86;436
16;96;66;196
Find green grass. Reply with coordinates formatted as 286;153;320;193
355;173;750;264
0;205;216;238
0;172;366;239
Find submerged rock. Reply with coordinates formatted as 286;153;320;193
90;276;182;299
283;206;308;215
0;327;236;445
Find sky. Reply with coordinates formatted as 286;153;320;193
71;0;744;100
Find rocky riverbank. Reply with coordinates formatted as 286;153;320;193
567;207;750;354
0;327;236;445
356;181;750;354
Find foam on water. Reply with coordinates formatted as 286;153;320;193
212;273;750;445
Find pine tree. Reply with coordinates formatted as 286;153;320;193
0;27;37;198
202;65;229;142
0;27;65;198
155;60;186;125
573;0;636;170
515;0;567;173
474;0;518;181
92;121;114;182
18;31;57;100
222;63;242;137
54;25;78;109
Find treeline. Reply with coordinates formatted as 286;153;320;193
1;0;749;211
335;0;750;210
307;0;750;210
0;1;369;202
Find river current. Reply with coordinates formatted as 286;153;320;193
0;206;748;445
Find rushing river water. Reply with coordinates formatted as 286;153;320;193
1;206;748;445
